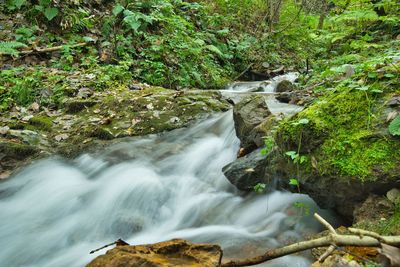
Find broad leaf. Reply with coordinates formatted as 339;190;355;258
112;4;124;16
44;7;59;21
389;116;400;136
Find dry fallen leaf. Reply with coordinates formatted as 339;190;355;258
55;134;69;141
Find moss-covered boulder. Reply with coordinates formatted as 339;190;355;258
271;88;400;220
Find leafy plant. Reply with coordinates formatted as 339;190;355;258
0;41;27;56
260;137;275;156
254;183;267;194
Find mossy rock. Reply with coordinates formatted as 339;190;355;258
27;116;53;131
0;140;39;160
270;87;400;220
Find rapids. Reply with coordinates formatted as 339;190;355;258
0;75;336;267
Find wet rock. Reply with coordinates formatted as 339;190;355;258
8;129;40;144
233;95;272;151
222;148;268;191
249;115;282;147
276;92;293;103
276;80;295;93
87;239;222;267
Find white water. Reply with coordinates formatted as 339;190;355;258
0;75;335;267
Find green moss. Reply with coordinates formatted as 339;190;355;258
0;141;39;160
28;115;53;131
276;86;400;181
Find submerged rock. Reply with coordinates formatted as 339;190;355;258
86;239;222;267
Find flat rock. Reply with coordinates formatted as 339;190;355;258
86;239;222;267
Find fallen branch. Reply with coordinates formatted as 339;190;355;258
221;213;400;267
0;42;91;57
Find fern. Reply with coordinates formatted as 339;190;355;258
0;41;28;56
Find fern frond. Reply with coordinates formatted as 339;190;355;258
0;41;28;56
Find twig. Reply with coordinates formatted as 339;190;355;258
89;239;129;254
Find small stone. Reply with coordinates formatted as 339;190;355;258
387;188;400;203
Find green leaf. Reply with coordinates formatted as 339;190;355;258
204;45;224;57
39;0;51;6
10;0;26;9
285;151;298;160
112;4;124;16
356;86;369;91
298;118;309;125
289;179;299;186
254;183;266;194
384;73;395;78
368;72;378;79
370;89;383;93
44;7;59;21
389;116;400;136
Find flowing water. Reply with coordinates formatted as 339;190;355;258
0;75;336;267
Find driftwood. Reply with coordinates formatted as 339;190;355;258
0;42;91;57
221;213;400;267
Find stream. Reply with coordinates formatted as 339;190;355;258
0;74;336;267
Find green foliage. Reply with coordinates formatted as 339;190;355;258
254;183;267;194
0;41;27;56
389;116;400;136
260;137;275;156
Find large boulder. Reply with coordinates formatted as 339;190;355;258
233;95;272;151
269;88;400;221
222;148;268;191
86;239;222;267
